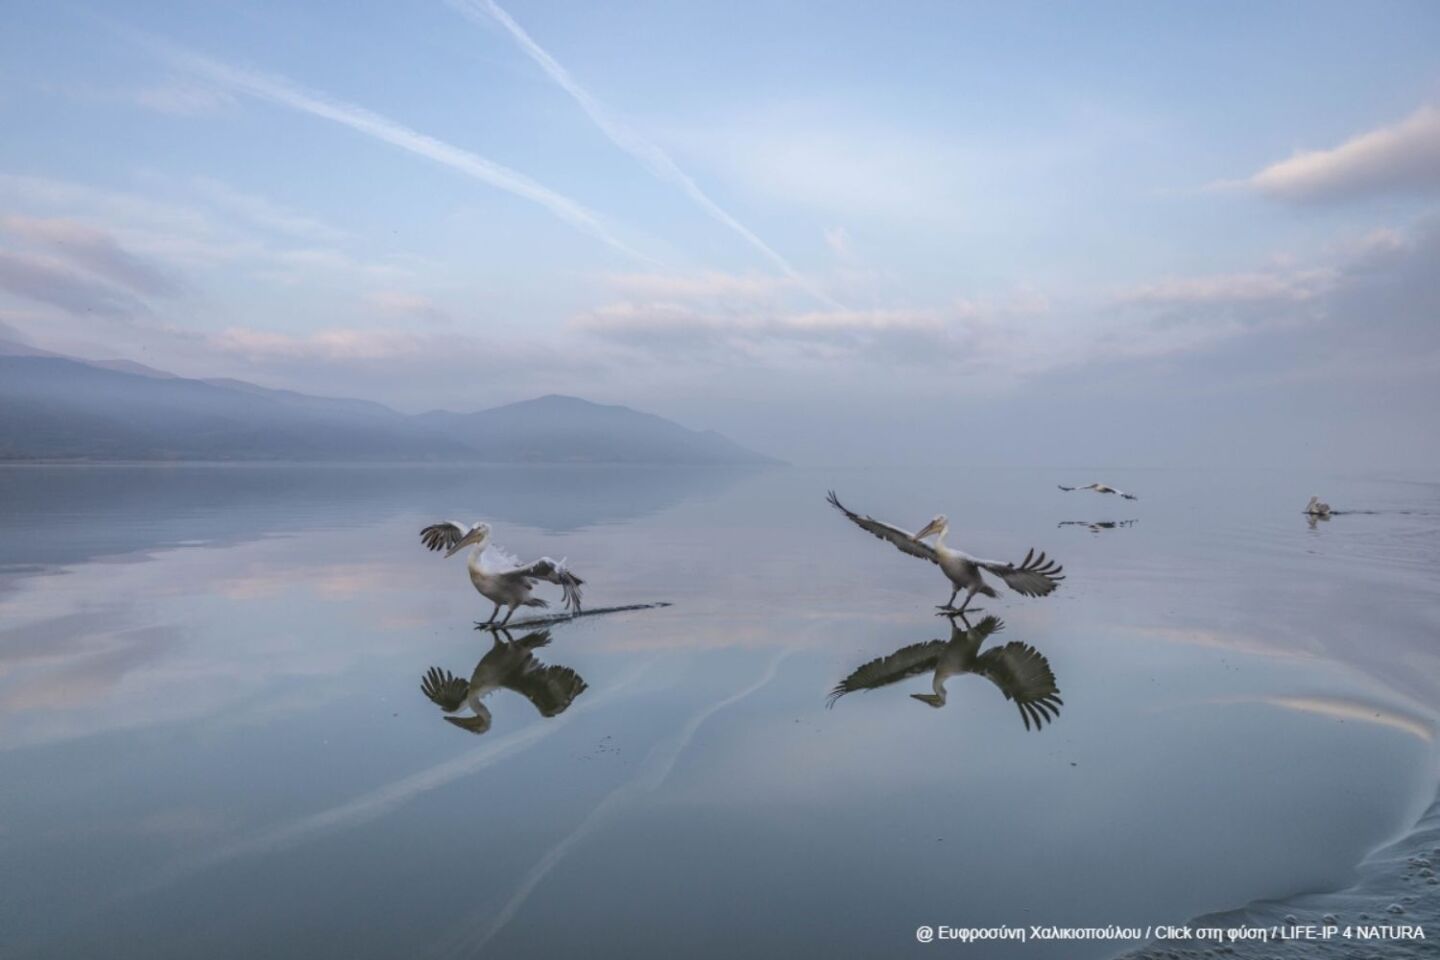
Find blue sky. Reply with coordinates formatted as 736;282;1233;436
1;1;1438;468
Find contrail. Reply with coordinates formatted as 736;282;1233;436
446;0;842;310
440;650;793;958
166;46;655;264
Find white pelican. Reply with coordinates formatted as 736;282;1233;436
827;614;1062;730
1058;482;1138;500
420;628;586;733
827;491;1064;613
1304;495;1332;517
420;520;583;625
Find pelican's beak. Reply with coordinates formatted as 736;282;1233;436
910;693;946;708
445;527;486;558
913;518;942;541
444;712;492;734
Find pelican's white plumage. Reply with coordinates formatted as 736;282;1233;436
827;491;1064;613
1058;482;1138;501
1304;495;1332;517
420;520;583;625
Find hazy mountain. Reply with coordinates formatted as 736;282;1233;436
0;351;779;464
417;395;780;465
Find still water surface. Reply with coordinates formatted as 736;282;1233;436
1;464;1437;958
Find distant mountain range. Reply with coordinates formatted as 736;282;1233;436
0;341;780;464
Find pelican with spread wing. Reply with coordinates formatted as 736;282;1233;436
420;629;587;734
1058;482;1138;500
827;614;1062;731
420;520;583;626
827;491;1064;613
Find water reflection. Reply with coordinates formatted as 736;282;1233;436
828;613;1063;730
1059;518;1139;533
420;628;587;734
0;463;757;573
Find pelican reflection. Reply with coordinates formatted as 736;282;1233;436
420;629;587;734
1058;519;1138;533
828;614;1062;731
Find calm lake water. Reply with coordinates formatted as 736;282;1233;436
1;464;1437;959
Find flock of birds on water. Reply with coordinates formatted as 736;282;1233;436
413;486;1339;735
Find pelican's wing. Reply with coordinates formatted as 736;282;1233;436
420;521;469;553
513;629;553;650
972;641;1063;731
420;666;470;712
963;614;1006;643
827;640;946;707
960;547;1065;597
826;491;937;564
1119;490;1139;501
504;656;588;718
1057;484;1077;492
509;558;584;613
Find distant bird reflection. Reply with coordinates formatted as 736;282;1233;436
1058;482;1139;501
827;614;1062;731
420;629;587;734
1059;519;1138;533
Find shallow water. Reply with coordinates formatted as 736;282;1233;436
0;464;1437;959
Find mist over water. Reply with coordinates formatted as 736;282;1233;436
1;464;1436;958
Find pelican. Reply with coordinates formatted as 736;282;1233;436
827;491;1064;613
420;628;587;734
827;614;1062;731
1304;495;1332;518
1058;482;1138;501
420;520;583;625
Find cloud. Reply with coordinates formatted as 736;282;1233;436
366;290;448;323
3;215;181;297
0;173;396;286
214;326;428;362
1117;268;1334;306
1246;105;1440;203
823;226;853;259
600;270;796;303
187;177;349;245
447;0;840;308
164;44;654;263
1106;215;1440;380
574;299;975;366
680;110;967;222
0;249;145;318
205;323;607;400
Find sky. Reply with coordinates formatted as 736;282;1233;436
1;0;1438;470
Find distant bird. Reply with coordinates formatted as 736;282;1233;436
1058;482;1138;501
827;491;1064;613
827;614;1062;731
420;520;583;625
420;628;586;734
1304;495;1332;518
